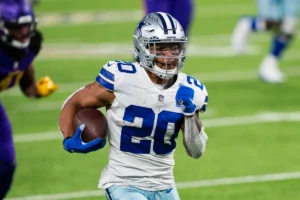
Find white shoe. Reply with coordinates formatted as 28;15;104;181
231;17;251;54
258;55;285;83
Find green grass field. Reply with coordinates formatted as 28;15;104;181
1;0;300;199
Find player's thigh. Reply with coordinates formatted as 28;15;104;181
0;163;16;199
169;0;194;29
143;0;171;14
0;102;15;164
170;0;193;16
283;0;300;18
105;185;147;200
256;0;283;20
155;187;181;200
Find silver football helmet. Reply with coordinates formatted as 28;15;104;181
134;12;187;80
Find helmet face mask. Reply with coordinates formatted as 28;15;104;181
134;12;187;80
146;41;186;79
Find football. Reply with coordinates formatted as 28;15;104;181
74;108;108;143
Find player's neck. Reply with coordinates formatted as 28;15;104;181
145;70;168;85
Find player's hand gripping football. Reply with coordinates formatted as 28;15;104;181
176;85;196;116
36;76;57;97
63;124;106;154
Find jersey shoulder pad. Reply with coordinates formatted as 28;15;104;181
95;60;137;91
182;74;208;112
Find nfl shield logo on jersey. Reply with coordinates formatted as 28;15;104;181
158;95;164;102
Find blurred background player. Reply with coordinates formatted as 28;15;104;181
144;0;194;36
231;0;300;83
0;0;57;198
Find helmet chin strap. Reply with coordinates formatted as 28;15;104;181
11;39;30;49
151;63;177;80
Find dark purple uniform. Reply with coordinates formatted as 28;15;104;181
0;39;40;199
144;0;194;36
0;0;41;198
0;46;38;162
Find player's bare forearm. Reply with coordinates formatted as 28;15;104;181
60;99;82;138
265;20;281;31
181;111;208;159
59;82;114;138
19;64;41;98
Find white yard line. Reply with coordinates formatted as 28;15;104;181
13;101;63;112
37;11;142;27
11;100;216;115
43;32;300;46
11;102;217;116
176;171;300;189
36;4;254;27
2;66;300;97
13;111;300;143
36;43;261;59
204;111;300;127
192;33;300;44
6;171;300;200
35;40;300;60
14;131;62;143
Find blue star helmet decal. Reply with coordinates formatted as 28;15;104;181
136;20;151;36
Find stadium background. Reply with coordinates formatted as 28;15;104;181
2;0;300;199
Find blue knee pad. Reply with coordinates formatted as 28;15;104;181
0;163;16;199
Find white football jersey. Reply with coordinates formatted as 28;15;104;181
96;61;208;191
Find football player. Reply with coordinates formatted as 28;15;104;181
231;0;300;83
0;0;57;198
59;12;208;200
144;0;194;36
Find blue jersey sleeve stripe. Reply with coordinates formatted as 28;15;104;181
96;75;114;91
204;96;208;103
199;105;207;112
100;67;115;82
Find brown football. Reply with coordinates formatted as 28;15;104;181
74;108;108;143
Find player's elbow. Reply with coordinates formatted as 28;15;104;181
184;133;207;159
184;140;205;159
185;144;205;159
190;150;204;159
61;87;85;110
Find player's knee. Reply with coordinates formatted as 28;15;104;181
265;20;280;30
0;163;16;199
280;17;298;36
